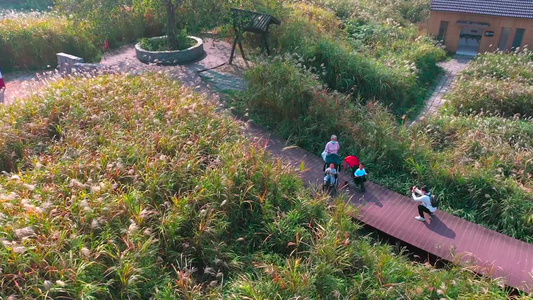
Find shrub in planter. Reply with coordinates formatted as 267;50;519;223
139;30;194;51
135;35;204;64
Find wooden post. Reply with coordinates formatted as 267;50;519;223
229;32;246;65
238;37;246;62
229;36;238;65
263;34;270;56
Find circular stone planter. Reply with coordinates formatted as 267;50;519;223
135;36;204;65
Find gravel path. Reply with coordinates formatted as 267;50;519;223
99;38;247;92
1;70;55;105
2;37;248;104
414;55;472;122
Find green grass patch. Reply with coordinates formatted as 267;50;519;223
264;3;446;119
234;59;532;242
443;50;533;119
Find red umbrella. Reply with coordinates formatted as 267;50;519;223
344;155;360;169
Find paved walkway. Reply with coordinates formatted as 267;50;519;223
1;70;52;105
4;40;532;292
252;131;533;292
414;55;472;122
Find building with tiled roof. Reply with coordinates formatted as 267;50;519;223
428;0;533;55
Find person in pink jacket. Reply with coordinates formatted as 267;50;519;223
322;135;340;161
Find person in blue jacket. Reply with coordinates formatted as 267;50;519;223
353;163;367;192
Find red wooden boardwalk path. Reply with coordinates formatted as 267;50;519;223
246;124;533;292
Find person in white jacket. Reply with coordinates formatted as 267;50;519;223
411;185;437;221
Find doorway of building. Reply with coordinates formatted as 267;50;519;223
457;26;483;56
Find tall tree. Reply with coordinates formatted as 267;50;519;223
165;0;181;49
139;0;183;49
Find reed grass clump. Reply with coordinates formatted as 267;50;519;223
444;50;533;119
409;116;532;239
0;73;524;298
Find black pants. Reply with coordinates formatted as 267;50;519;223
354;175;366;185
418;205;431;218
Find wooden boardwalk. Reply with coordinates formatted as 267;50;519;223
246;123;533;293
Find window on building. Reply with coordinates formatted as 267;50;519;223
498;27;511;51
437;21;449;42
511;28;525;50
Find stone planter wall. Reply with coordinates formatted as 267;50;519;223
135;36;204;64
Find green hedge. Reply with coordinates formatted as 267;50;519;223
0;13;99;71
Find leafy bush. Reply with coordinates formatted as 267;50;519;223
0;73;522;298
291;3;342;34
0;11;99;71
444;50;533;119
360;0;431;24
344;21;445;86
235;59;533;242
